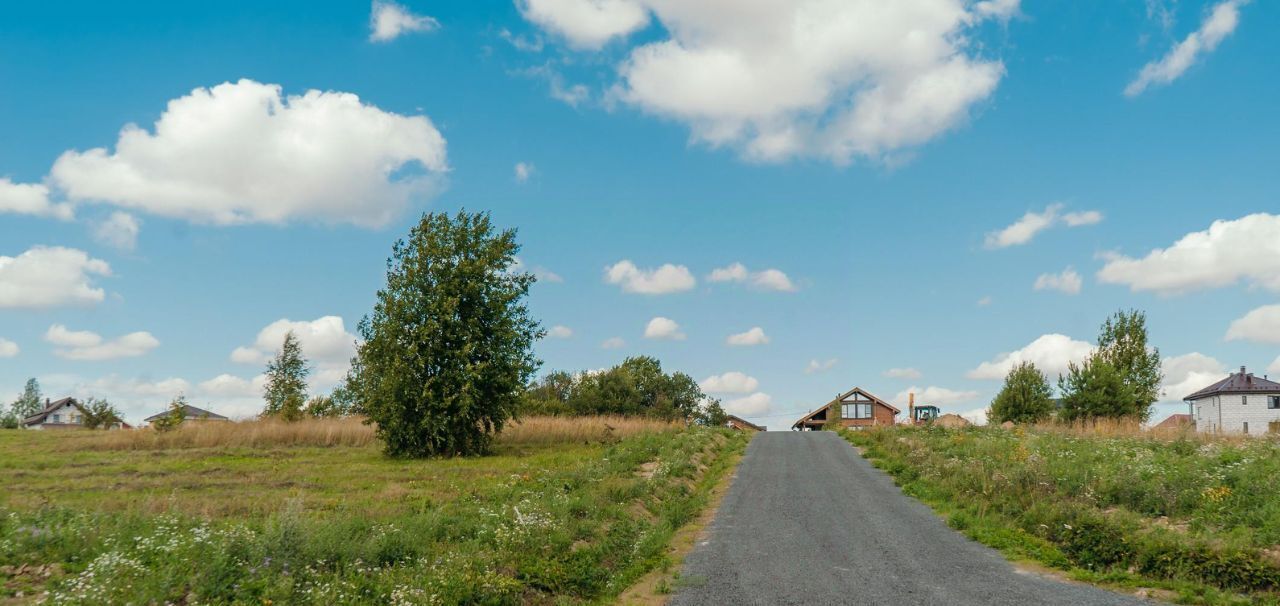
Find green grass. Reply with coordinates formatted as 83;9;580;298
844;426;1280;606
0;426;748;604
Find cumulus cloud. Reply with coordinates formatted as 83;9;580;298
977;296;993;307
601;336;626;349
726;327;769;346
547;325;574;339
511;256;563;284
41;372;276;422
369;0;440;42
1125;0;1248;97
1270;356;1280;376
92;211;140;251
701;371;759;394
708;263;796;291
967;333;1094;380
197;373;268;398
1225;305;1280;344
884;367;922;380
514;161;536;183
49;79;447;227
0;246;112;309
725;392;773;416
45;324;160;361
522;0;1015;163
0;178;73;220
1097;213;1280;295
805;358;838;374
0;338;17;358
605;260;695;294
894;385;980;408
1034;267;1083;295
230;316;358;390
1161;352;1228;402
984;203;1103;249
643;316;685;340
959;406;990;426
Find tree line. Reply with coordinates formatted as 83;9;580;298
988;309;1163;425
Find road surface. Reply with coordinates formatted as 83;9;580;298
669;431;1150;606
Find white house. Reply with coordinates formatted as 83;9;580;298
21;398;86;430
1185;366;1280;435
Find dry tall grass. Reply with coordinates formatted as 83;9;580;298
1026;417;1259;444
62;415;681;451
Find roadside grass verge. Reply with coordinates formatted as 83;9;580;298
0;422;747;604
843;426;1280;606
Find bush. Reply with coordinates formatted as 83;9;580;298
523;357;705;422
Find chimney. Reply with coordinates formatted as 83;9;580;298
45;398;49;406
909;392;915;422
1240;366;1247;376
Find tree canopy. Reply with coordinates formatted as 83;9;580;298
1058;309;1162;422
989;361;1055;424
522;356;707;422
10;378;43;420
263;331;310;422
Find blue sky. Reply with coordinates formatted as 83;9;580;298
2;0;1278;427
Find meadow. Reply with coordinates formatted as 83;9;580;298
846;424;1280;605
0;417;747;604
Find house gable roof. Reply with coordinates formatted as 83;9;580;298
21;397;82;426
726;415;765;431
1184;367;1280;401
143;404;229;423
791;386;901;429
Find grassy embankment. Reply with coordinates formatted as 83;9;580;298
0;416;748;604
845;424;1280;605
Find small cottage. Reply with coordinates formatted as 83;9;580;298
21;398;86;430
792;386;900;430
1184;366;1280;435
143;404;230;426
726;415;765;432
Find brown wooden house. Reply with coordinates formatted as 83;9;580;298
791;387;900;430
726;415;765;432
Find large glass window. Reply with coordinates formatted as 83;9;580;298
842;403;873;419
1269;396;1280;410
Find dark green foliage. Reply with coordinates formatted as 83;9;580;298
1058;356;1138;422
351;210;542;458
989;362;1055;424
522;357;706;421
1095;309;1162;422
0;409;16;429
80;398;124;429
262;331;310;421
10;378;43;420
302;395;343;418
152;396;188;432
697;398;729;427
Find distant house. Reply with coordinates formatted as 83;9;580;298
726;415;765;432
143;404;230;426
21;398;86;430
792;387;900;431
1184;366;1280;435
1152;413;1194;432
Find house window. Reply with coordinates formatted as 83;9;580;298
842;403;873;420
1269;396;1279;410
52;414;60;423
1243;422;1249;434
1243;395;1249;405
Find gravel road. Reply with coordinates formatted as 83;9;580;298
668;431;1151;606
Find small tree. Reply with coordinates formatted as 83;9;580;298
1058;356;1136;422
989;362;1055;424
1095;309;1162;421
697;398;729;427
0;408;17;429
263;331;311;420
152;395;189;432
81;398;124;429
350;210;542;458
10;378;43;420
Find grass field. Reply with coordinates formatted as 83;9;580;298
0;417;747;604
846;425;1280;605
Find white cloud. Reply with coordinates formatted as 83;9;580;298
1125;0;1248;97
724;392;773;416
44;324;159;361
1034;267;1083;295
523;0;1015;164
708;263;796;292
959;406;990;426
1270;356;1280;376
1161;352;1228;402
0;246;112;309
805;358;838;374
985;203;1103;249
643;316;685;340
514;161;535;183
726;327;769;346
884;367;922;380
517;0;650;50
547;325;574;339
0;178;73;220
197;373;267;398
605;260;695;294
967;333;1095;380
0;338;17;358
231;316;358;391
50;79;447;227
894;385;980;408
601;336;626;349
977;295;993;307
700;371;759;394
92;211;140;251
41;372;275;423
1097;213;1280;295
1225;305;1280;344
500;28;545;53
369;0;440;42
511;256;563;284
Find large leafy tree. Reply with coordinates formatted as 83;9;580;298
263;331;310;421
10;378;43;420
1058;356;1137;422
989;362;1055;424
81;398;124;429
351;210;542;458
1095;309;1162;420
523;356;707;421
